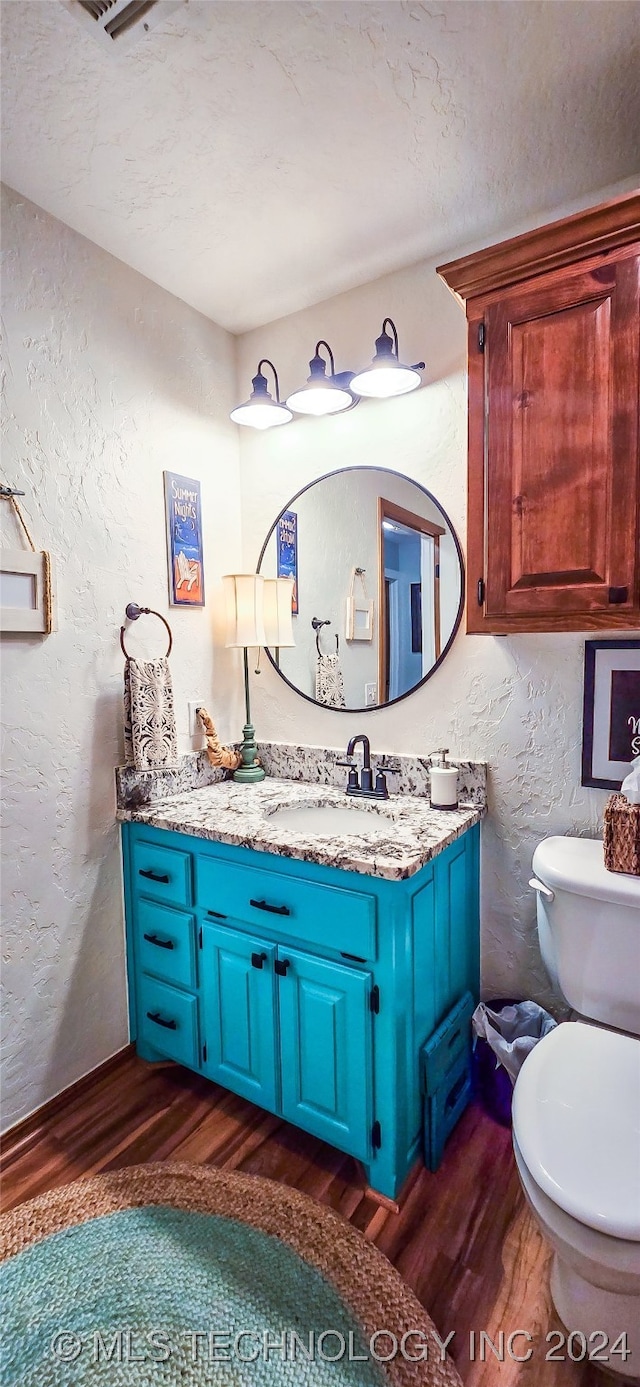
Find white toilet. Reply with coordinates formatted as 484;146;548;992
512;836;640;1380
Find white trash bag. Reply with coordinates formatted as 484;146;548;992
471;1001;557;1084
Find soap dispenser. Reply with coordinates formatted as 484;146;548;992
428;749;459;809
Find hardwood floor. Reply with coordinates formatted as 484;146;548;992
0;1054;619;1386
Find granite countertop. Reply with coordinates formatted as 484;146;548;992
118;777;482;881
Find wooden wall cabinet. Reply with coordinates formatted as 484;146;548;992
438;192;640;633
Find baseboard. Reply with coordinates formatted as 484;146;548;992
0;1044;135;1159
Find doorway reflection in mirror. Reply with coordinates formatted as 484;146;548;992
257;467;464;712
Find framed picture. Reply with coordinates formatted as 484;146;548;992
164;472;205;607
581;639;640;789
0;549;54;634
277;509;298;615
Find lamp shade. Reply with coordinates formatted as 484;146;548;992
286;342;353;417
230;360;293;430
263;577;295;647
350;318;424;399
223;574;266;648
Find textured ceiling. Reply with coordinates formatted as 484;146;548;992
2;1;639;332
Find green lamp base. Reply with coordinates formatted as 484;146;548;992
232;722;265;784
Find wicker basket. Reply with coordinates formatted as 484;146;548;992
603;794;640;877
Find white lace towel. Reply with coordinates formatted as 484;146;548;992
315;652;346;709
124;657;178;769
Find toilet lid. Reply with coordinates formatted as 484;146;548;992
512;1022;640;1240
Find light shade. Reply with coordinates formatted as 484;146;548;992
286;340;353;417
230;360;293;430
350;318;424;399
223;574;266;648
263;577;295;647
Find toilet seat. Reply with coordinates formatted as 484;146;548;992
512;1021;640;1241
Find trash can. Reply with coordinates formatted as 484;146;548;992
472;998;557;1127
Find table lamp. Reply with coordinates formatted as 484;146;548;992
223;574;295;784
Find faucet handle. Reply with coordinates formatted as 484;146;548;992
336;759;360;791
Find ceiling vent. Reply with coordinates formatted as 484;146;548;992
61;0;187;51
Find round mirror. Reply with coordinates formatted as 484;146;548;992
257;467;464;712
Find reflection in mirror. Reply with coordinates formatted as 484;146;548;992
257;467;464;711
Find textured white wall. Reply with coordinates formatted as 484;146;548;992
0;185;243;1130
238;191;626;1009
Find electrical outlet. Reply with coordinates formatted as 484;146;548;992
188;700;205;738
365;682;377;706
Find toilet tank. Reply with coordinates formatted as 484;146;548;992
532;836;640;1036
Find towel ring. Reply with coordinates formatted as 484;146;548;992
120;603;173;659
311;616;339;656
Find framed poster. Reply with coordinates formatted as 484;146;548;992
0;549;55;633
164;472;205;607
277;509;298;614
581;639;640;789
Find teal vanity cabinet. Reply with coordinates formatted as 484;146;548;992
122;820;480;1199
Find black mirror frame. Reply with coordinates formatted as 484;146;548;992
256;465;466;714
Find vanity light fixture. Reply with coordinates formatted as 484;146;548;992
285;340;354;417
230;359;293;430
350;318;425;399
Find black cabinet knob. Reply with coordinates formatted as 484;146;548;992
251;951;268;969
274;958;290;977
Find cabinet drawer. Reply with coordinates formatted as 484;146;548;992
196;856;376;960
132;839;192;908
138;975;199;1068
136;899;196;990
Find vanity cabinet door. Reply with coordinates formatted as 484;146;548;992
277;947;373;1162
200;921;279;1114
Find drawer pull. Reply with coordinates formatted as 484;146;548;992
251;951;268;969
445;1073;467;1113
250;898;290;917
147;1011;177;1031
206;910;227;920
143;933;175;951
274;958;290;977
139;869;170;884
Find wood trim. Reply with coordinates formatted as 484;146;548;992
379;497;446;538
437;190;640;307
0;1045;135;1159
377;498;385;701
466;313;487;634
433;536;441;660
378;496;445;686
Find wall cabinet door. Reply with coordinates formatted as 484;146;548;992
438;192;640;633
277;946;373;1162
200;921;278;1113
480;252;639;628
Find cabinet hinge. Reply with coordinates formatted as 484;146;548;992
371;1120;382;1150
477;578;485;607
199;926;203;948
478;322;485;353
202;1043;207;1063
370;985;380;1014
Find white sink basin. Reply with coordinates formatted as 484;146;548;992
267;804;392;837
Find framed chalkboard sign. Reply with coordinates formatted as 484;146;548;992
582;639;640;789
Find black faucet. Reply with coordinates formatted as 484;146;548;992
337;734;389;800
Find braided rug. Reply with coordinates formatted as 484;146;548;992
0;1162;461;1387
